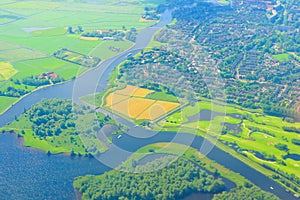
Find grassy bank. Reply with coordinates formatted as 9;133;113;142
0;0;161;115
158;100;300;195
122;142;249;186
0;99;123;155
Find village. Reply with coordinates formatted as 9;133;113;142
148;0;300;117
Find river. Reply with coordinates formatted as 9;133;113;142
0;8;297;200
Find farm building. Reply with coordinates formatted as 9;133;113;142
39;71;58;79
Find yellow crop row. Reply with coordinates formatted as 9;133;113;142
105;93;129;107
109;97;155;118
105;85;180;120
0;62;18;81
137;101;180;120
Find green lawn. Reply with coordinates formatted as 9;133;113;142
13;57;86;80
90;40;133;60
0;96;18;114
165;100;238;124
160;100;300;186
273;53;290;62
31;27;67;37
0;0;161;114
217;0;230;5
147;91;179;102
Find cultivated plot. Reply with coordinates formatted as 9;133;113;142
105;85;180;121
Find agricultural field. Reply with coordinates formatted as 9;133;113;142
136;101;180;120
0;10;21;25
160;100;300;194
0;96;18;113
54;48;101;68
12;57;85;80
0;0;161;114
0;62;18;80
104;85;180;121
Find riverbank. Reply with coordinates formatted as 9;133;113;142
0;133;112;200
154;98;300;195
120;142;248;187
77;87;300;199
0;40;137;117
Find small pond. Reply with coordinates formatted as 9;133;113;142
283;154;300;161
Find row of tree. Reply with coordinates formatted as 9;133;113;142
283;126;300;134
0;86;28;97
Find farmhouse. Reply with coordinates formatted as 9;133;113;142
103;36;114;40
96;30;110;34
39;71;58;79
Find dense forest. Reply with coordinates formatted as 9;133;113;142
5;98;122;155
26;99;112;139
74;156;226;200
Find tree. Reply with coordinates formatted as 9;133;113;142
78;26;83;33
67;26;74;34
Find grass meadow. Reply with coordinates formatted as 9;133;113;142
0;0;159;113
160;100;300;181
273;53;291;62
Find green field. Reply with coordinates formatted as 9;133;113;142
147;91;179;102
159;100;300;194
273;53;291;62
0;96;18;113
12;57;85;80
90;40;133;60
217;0;230;5
0;0;161;115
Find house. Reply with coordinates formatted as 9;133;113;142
96;30;110;34
103;37;114;40
47;71;58;78
39;73;47;79
39;71;58;79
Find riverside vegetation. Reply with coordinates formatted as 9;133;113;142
1;98;124;155
0;0;163;114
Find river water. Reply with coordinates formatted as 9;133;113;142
0;8;297;200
